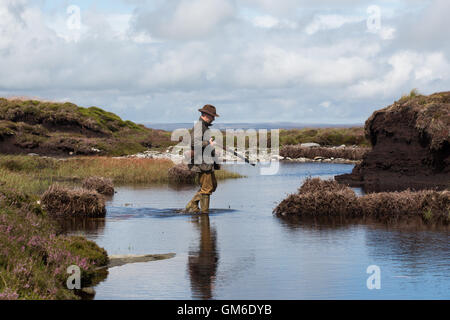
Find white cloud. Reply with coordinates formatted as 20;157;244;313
378;26;396;40
229;44;376;88
320;101;331;108
251;15;297;29
252;15;279;28
349;51;450;98
0;0;448;123
414;52;450;81
131;0;236;39
305;14;364;35
241;0;300;17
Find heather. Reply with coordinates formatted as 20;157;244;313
274;178;450;226
279;127;369;147
0;186;108;299
0;98;172;156
280;145;370;160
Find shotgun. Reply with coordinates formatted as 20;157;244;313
212;137;256;166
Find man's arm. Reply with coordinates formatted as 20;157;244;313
191;121;209;149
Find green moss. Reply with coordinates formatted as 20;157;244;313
0;121;16;137
423;208;433;221
77;106;144;133
62;236;108;266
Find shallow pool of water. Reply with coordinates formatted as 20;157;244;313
69;162;449;299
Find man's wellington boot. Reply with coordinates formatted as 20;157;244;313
200;194;210;214
185;192;202;213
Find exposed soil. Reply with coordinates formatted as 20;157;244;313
336;92;450;192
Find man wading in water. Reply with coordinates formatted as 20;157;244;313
185;104;220;214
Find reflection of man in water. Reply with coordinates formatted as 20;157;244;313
188;214;219;299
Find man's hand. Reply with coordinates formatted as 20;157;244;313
209;137;216;146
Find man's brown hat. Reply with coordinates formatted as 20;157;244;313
198;104;219;117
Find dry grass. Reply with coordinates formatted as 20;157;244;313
0;155;175;185
0;155;243;192
54;157;175;184
275;190;359;218
359;190;450;224
40;184;106;217
81;176;114;196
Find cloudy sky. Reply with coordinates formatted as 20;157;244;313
0;0;449;124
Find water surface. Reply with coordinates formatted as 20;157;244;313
69;163;449;299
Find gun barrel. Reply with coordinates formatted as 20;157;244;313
220;145;256;166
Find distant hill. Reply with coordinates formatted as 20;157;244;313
142;122;364;131
0;98;172;156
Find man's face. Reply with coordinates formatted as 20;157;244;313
202;113;215;123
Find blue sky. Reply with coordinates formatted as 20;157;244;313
41;0;133;13
0;0;448;124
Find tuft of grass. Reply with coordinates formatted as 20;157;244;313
167;164;242;185
213;168;243;180
82;176;114;196
168;164;197;184
40;184;106;217
399;88;422;103
298;177;350;193
410;88;420;97
274;178;450;226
